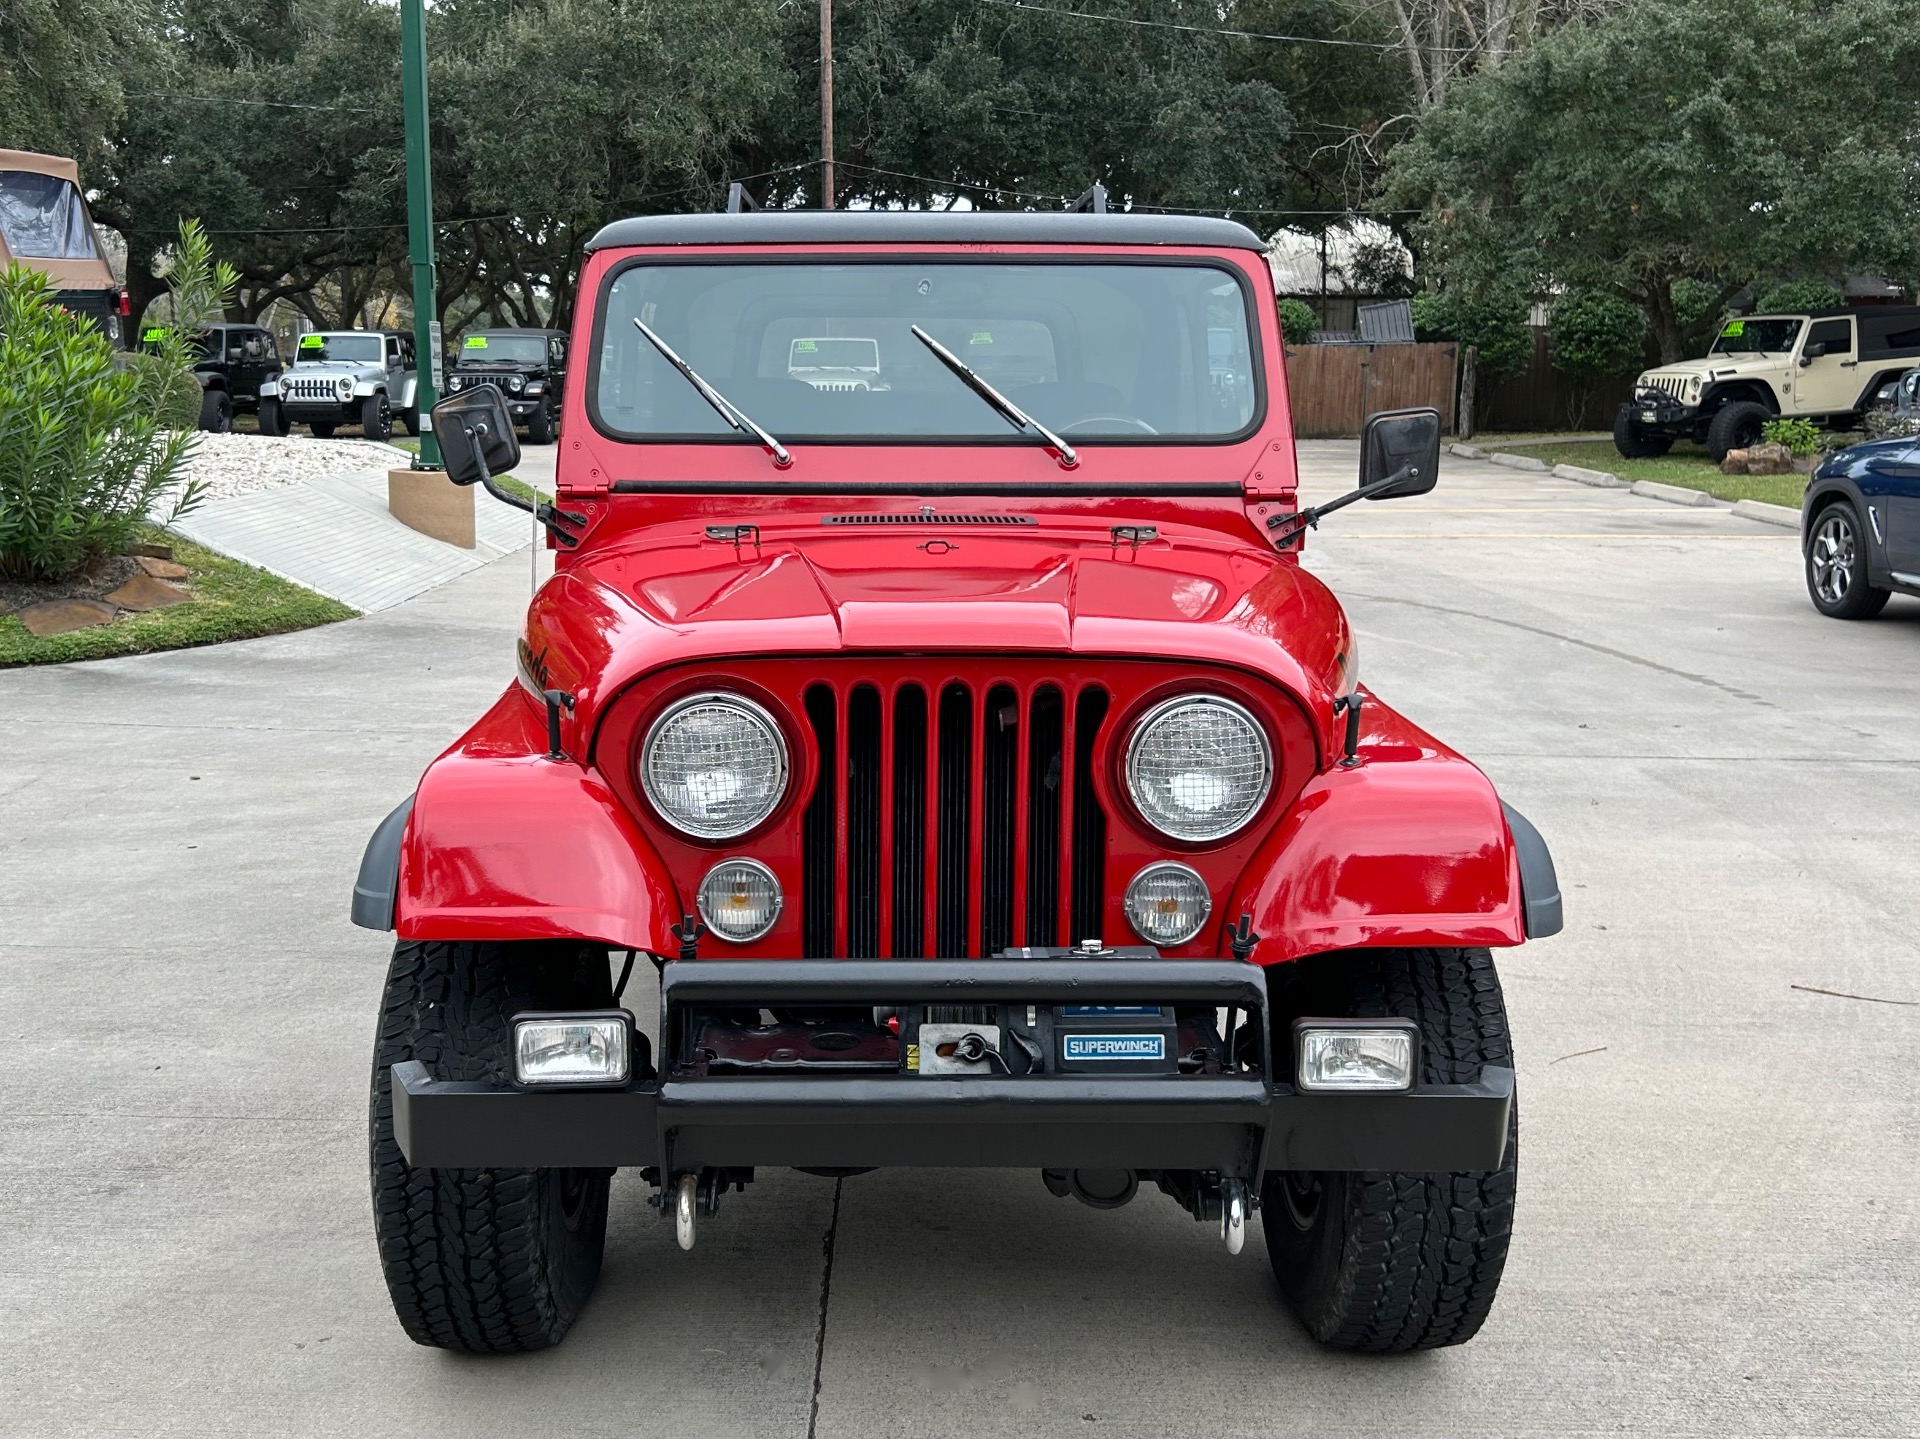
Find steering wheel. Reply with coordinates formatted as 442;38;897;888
1060;416;1160;435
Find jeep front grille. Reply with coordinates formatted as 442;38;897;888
1645;376;1686;399
282;375;345;403
800;679;1110;958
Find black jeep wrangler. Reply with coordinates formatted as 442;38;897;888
443;327;568;443
139;321;284;432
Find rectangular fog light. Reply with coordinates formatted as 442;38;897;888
1295;1020;1416;1093
513;1012;632;1088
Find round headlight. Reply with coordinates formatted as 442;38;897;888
1124;862;1212;946
335;376;354;400
641;692;789;839
697;858;783;942
1124;695;1271;842
506;374;524;392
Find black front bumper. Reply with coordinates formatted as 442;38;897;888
390;958;1514;1178
1626;392;1696;428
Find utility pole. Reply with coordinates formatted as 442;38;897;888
819;0;834;209
400;0;442;467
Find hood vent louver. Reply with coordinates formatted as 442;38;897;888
824;512;1038;527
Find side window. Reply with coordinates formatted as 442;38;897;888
551;337;568;367
386;335;402;368
1807;318;1852;357
399;335;415;368
243;332;265;360
262;333;278;361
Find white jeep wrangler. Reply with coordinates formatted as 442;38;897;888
1616;305;1920;460
261;329;420;442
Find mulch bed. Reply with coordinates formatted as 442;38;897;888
0;554;144;618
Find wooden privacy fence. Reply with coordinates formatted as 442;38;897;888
1283;342;1459;438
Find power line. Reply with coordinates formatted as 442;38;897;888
970;0;1463;53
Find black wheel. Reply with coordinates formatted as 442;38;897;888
309;420;337;438
256;397;287;437
370;939;615;1353
1262;947;1517;1353
1805;500;1890;620
361;391;394;442
1612;404;1672;458
198;388;232;433
526;402;556;445
1705;399;1770;461
400;406;420;437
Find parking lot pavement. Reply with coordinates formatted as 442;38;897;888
2;444;1915;1438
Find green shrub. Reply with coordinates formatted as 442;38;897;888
0;265;204;582
1277;297;1319;344
124;350;204;430
1756;279;1844;315
1411;288;1531;377
1550;290;1647;379
135;218;239;430
1761;417;1820;455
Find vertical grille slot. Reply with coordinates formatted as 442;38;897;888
981;684;1020;956
846;685;883;958
1024;685;1065;945
936;683;973;957
890;685;928;956
801;685;837;958
1070;687;1111;945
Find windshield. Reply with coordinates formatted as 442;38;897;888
594;260;1259;442
461;333;546;365
0;171;99;260
1710;317;1803;355
296;333;381;364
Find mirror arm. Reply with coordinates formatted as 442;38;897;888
458;419;588;548
1265;463;1419;540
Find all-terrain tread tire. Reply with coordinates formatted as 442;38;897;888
1262;947;1517;1353
199;388;233;433
1612;404;1672;458
361;392;393;443
526;402;556;445
369;939;614;1353
256;397;287;437
1705;399;1770;461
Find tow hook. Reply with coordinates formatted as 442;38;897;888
1222;1178;1247;1255
675;1174;697;1251
652;1167;751;1251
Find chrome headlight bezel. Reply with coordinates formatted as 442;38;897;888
640;691;791;840
1123;693;1273;843
1123;861;1213;946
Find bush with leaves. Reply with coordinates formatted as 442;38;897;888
133;218;239;431
1761;417;1820;455
1756;280;1845;315
1277;297;1319;344
1412;289;1531;376
1550;291;1647;380
0;265;204;582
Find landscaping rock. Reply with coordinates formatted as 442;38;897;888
1630;479;1718;508
104;575;192;611
1720;448;1752;474
1745;442;1796;475
19;599;117;636
136;555;190;580
129;541;175;560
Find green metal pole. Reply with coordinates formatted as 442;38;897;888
401;0;441;468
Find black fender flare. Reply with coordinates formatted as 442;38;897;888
1501;802;1563;939
351;795;414;930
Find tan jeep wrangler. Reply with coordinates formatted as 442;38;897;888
1615;305;1920;461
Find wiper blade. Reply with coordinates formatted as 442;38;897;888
910;325;1077;470
633;318;791;469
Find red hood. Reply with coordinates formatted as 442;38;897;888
519;517;1354;748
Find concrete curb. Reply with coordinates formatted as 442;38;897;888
1630;479;1718;508
1449;442;1485;459
1554;463;1629;488
1488;452;1550;472
1732;498;1802;529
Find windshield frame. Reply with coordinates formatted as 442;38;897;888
1709;316;1805;357
583;252;1268;449
461;332;549;366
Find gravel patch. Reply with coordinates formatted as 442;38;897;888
177;432;408;502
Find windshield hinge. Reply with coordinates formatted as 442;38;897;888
705;523;761;555
1110;524;1158;551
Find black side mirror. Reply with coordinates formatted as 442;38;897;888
1359;406;1442;498
433;385;521;486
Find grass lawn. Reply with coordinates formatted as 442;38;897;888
387;437;549;501
0;531;356;667
1492;439;1811;508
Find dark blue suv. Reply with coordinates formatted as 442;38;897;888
1803;425;1920;619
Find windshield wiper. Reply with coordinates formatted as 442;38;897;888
633;318;791;469
910;325;1077;470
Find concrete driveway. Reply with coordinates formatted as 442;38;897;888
2;447;1915;1437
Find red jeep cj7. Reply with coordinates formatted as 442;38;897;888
353;210;1561;1356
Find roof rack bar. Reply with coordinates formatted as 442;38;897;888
1066;182;1108;215
726;182;763;214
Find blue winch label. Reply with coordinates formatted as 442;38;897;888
1063;1033;1166;1061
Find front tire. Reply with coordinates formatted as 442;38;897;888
361;392;394;443
526;402;556;445
1612;405;1672;458
257;397;287;437
1262;947;1518;1352
198;388;232;433
370;939;615;1353
1805;500;1890;620
400;405;420;437
1705;399;1770;461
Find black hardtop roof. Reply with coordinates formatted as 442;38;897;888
468;326;567;337
584;210;1267;254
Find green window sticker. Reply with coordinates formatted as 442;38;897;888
463;335;488;349
141;327;166;343
794;339;818;352
299;333;324;349
970;330;993;345
1722;320;1745;338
